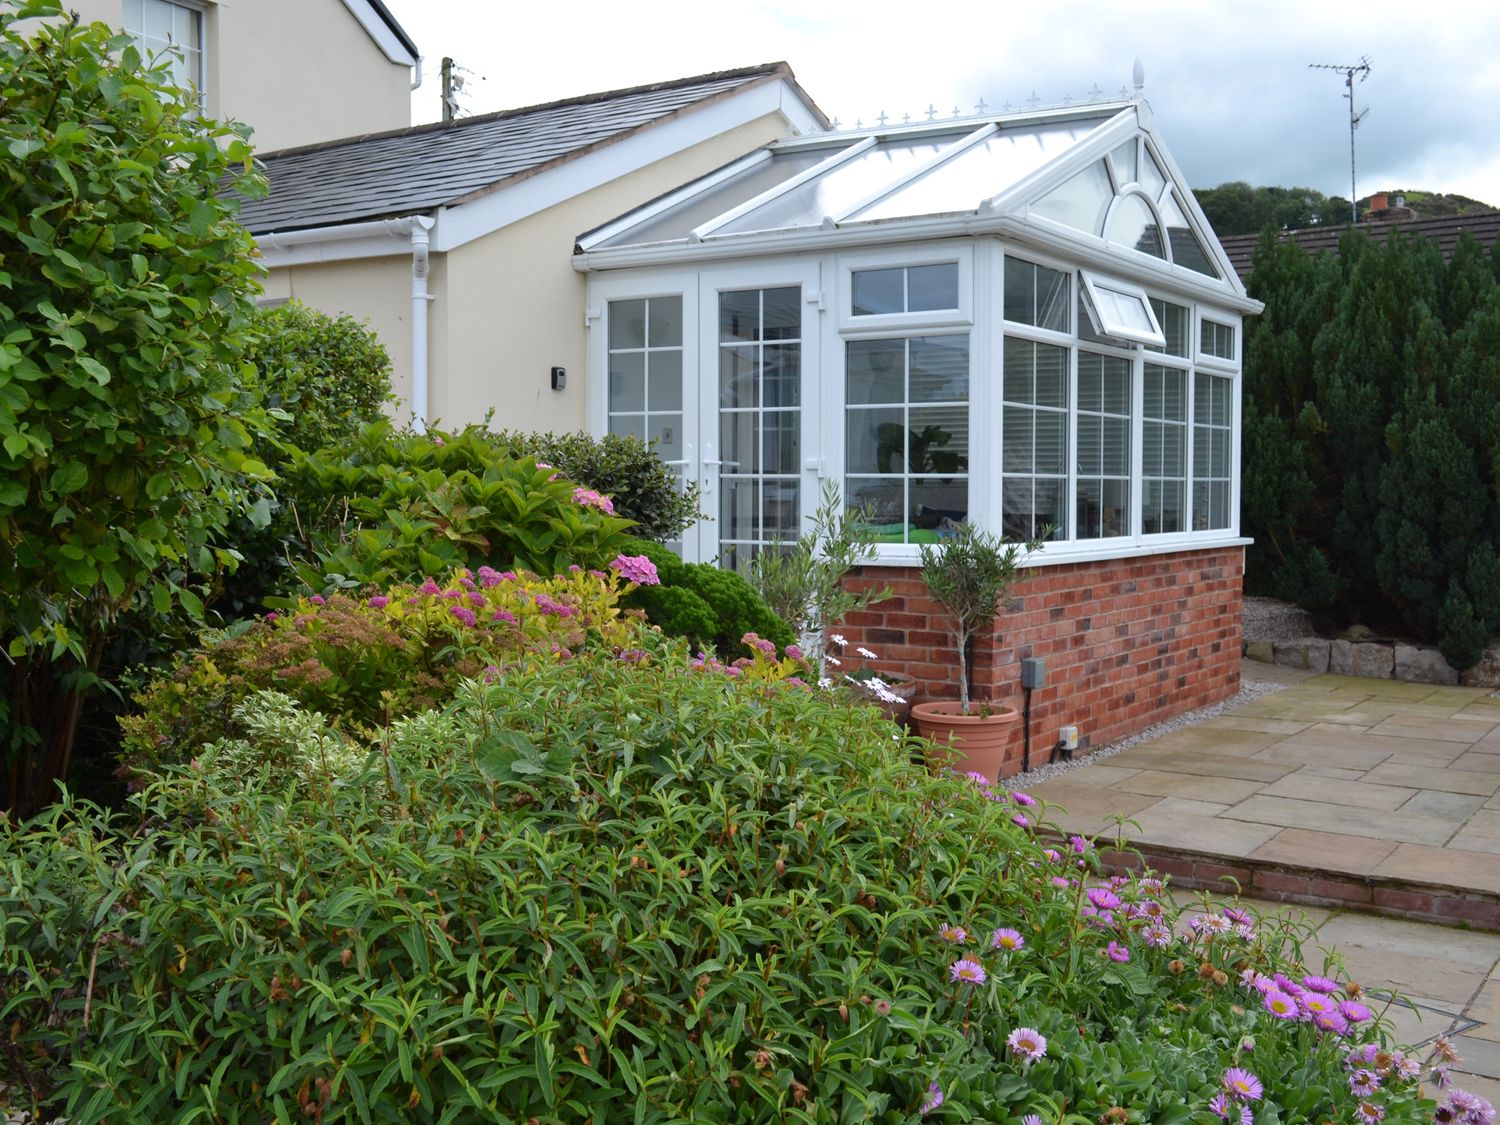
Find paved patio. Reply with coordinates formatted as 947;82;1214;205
1025;664;1500;1097
1028;661;1500;926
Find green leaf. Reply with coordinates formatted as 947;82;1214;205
49;460;88;494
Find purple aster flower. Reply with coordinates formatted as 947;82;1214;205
920;1082;944;1115
1143;922;1172;948
1086;888;1121;911
1005;1027;1046;1063
1262;989;1299;1019
1394;1053;1420;1079
1138;877;1165;895
1302;974;1340;994
1069;835;1090;854
1022;1117;1043;1125
1353;1101;1385;1123
1222;1067;1262;1102
1050;876;1072;889
949;958;986;985
1223;907;1253;926
1349;1069;1381;1097
1313;1010;1350;1035
1273;973;1305;996
1208;1092;1233;1120
1433;1064;1451;1088
449;606;477;627
1044;848;1062;863
938;924;969;944
963;770;988;785
991;927;1024;952
1106;941;1130;962
1013;791;1037;806
1012;813;1031;828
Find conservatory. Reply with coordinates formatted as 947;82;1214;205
574;96;1261;759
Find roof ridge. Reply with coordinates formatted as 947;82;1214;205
1218;209;1500;244
254;62;793;161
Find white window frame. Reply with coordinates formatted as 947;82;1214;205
1197;313;1240;369
1079;270;1166;348
123;0;206;99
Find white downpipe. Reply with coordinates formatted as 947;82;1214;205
409;216;436;433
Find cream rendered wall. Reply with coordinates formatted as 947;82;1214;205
46;0;411;152
438;112;793;435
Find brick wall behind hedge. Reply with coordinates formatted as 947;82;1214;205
839;546;1244;767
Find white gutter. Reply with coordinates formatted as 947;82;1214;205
254;214;441;425
572;211;1263;315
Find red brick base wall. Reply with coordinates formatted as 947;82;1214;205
839;546;1244;774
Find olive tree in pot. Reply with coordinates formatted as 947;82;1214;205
911;522;1040;781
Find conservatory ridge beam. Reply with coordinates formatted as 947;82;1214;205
767;102;1135;151
830;123;997;223
576;150;772;252
688;137;874;240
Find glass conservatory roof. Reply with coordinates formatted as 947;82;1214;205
581;102;1226;283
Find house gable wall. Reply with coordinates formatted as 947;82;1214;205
54;0;412;151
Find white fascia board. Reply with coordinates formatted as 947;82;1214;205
339;0;419;66
433;78;825;253
254;216;431;268
573;209;1263;315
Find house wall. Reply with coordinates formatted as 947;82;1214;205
840;545;1245;775
54;0;411;151
437;111;794;435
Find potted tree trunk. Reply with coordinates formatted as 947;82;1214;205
910;522;1039;782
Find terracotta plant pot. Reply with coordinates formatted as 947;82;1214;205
910;701;1021;783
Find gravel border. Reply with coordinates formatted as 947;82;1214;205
1004;670;1293;789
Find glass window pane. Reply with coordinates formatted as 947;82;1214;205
909;336;968;403
609;299;646;349
1110;139;1138;186
1035;412;1066;473
852;268;903;316
1103;418;1129;474
908;263;958;311
1106;194;1166;259
908;408;968;474
1004;258;1068;331
1159;191;1219;277
1035;343;1067;408
647;296;683;347
720;345;757;409
721;410;758;473
648;414;682;461
647;350;682;412
847;477;906;539
847;339;905;404
762;411;800;474
609;414;644;439
846;407;904;474
1003;405;1033;472
912;477;967;529
1033;159;1113;236
762;287;801;340
719;290;760;342
1148;299;1190;356
608;352;644;412
721;479;759;541
1140;148;1167;198
1077;415;1101;474
762;344;801;408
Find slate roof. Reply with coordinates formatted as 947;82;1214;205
1217;211;1500;280
235;63;821;235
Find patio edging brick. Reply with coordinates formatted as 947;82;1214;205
1085;838;1500;932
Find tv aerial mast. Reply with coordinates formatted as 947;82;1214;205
1309;56;1372;224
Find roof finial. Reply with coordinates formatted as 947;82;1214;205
1087;84;1104;101
1132;58;1145;96
1025;90;1041;108
951;105;961;119
902;111;910;124
974;97;988;115
925;104;937;121
876;110;888;126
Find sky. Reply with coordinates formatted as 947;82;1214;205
380;0;1500;208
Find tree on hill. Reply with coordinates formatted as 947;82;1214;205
1195;182;1498;238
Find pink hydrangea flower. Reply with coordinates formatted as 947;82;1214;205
573;487;616;514
609;553;660;586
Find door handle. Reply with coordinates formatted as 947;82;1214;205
701;459;740;468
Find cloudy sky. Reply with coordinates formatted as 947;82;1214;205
380;0;1498;208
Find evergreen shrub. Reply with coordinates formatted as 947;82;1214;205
624;540;795;657
2;652;1446;1122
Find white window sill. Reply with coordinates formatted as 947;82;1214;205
858;535;1253;570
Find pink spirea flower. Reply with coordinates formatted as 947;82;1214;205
308;595;325;606
1005;1027;1046;1063
492;610;516;624
449;606;477;627
573;487;616;514
476;566;502;587
609;553;660;586
1106;941;1130;963
467;591;485;607
991;927;1024;951
785;643;803;660
949;958;986;985
920;1082;944;1115
534;594;575;618
1222;1068;1262;1102
419;578;441;595
367;595;390;608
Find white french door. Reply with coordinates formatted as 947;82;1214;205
696;262;821;569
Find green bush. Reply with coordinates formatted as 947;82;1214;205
3;651;1440;1122
268;421;638;596
625;539;794;656
245;301;394;460
494;428;702;543
0;0;271;815
120;565;655;776
1242;228;1500;665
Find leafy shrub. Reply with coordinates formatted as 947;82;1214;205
269;421;638;595
3;652;1441;1122
625;539;794;656
0;0;271;815
494;428;702;543
120;565;654;775
244;300;394;460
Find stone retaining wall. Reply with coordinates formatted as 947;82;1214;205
1243;635;1494;687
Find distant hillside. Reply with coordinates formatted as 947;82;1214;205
1191;181;1496;237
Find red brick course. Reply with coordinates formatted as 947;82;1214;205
839;546;1245;772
